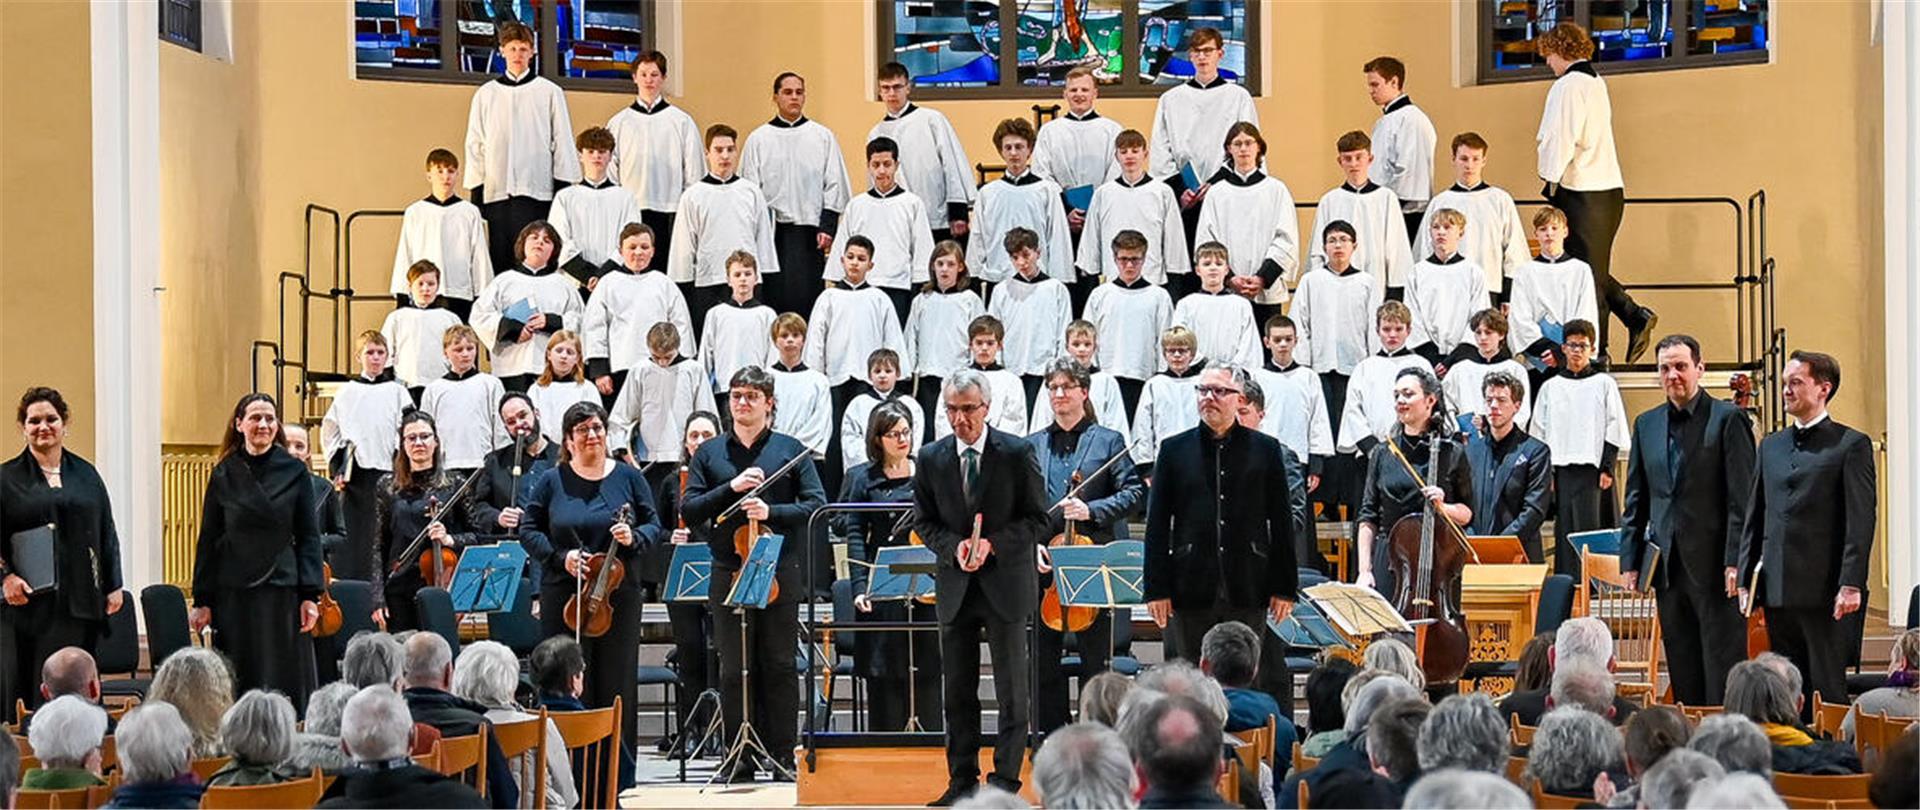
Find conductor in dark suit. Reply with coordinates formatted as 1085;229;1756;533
1464;371;1553;563
1143;366;1298;666
1738;350;1876;713
1620;334;1756;706
914;369;1051;806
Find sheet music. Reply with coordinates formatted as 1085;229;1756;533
1302;581;1412;636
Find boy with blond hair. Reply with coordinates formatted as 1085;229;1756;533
609;322;717;467
420;325;508;471
322;330;413;580
1130;325;1209;472
1028;320;1132;442
1404;207;1489;361
1173;241;1261;369
1507;206;1601;367
1415;132;1532;302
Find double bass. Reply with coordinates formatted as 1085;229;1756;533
1382;434;1472;685
565;504;632;639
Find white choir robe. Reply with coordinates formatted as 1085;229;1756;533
1289;267;1383;375
1249;366;1315;459
1076;175;1189;286
1336;350;1435;453
380;306;463;388
741;115;852;229
806;283;907;387
582;268;697;381
609;358;717;461
771;362;834;458
903;287;986;380
1032;111;1122;198
966;173;1074;284
1506;254;1600;355
933;365;1027;439
1537;62;1624;192
472;267;586;378
1028;369;1132;446
549;179;647;270
1308;183;1414;292
1265;362;1336;461
606;97;704;213
321;375;412;473
1441;354;1533;427
1173;289;1261;370
1083;278;1173;381
1148;78;1257;189
868;104;975;231
827;187;934;290
842;387;927;472
389;196;494;300
986;273;1071;376
1529;368;1629;468
699;299;778;393
1415;183;1533;292
1405;254;1490;352
1193;167;1299;305
528;379;600;446
1368;96;1438;211
667;176;782;288
464;73;579;204
1130;365;1206;464
420;371;509;469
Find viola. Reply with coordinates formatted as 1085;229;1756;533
1040;470;1097;634
716;451;810;605
1383;434;1471;685
313;563;344;637
416;494;458;589
564;504;632;638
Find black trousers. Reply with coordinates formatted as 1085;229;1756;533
1656;559;1747;706
212;585;317;712
499;374;536;394
1552;465;1617;574
481;196;552;278
539;584;643;776
2;597;99;719
1116;377;1145;430
1549;187;1642;350
689;283;729;340
1167;602;1265;665
1035;610;1111;734
708;567;801;765
940;580;1030;789
1021;374;1045;410
770;223;826;319
1403;211;1425;248
1765;603;1851;716
641;209;675;272
914;375;945;442
382;577;424;633
1319;372;1357;522
599;369;627;411
667;601;717;732
861;600;945;732
881;286;915;326
339;464;384;581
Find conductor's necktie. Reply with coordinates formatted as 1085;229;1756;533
962;448;980;501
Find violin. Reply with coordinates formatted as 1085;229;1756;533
717;451;810;605
565;504;632;638
313;563;344;637
1041;470;1097;634
676;465;688;531
1382;434;1472;685
416;495;458;589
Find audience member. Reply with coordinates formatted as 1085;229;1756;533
1724;658;1861;774
1121;693;1231;809
1312;697;1428;808
399;633;518;805
1033;722;1136;810
102;702;204;810
0;729;17;808
1638;748;1725;809
343;632;406;689
1401;768;1528;809
1595;704;1689;808
20;696;107;790
1200;621;1292;747
529;635;587;711
20;648;117;735
1689;713;1774;778
1549;659;1618;718
1278;672;1418;808
1499;617;1639;725
1362;638;1425;691
1842;627;1920;741
1416;693;1507;774
1298;659;1358;759
149;647;235;758
208;690;303;786
1078;671;1135;728
1869;727;1919;810
317;686;485;809
451;641;578;809
1511;631;1555;695
288;682;357;775
952;784;1031;809
1524;705;1624;799
1684;772;1786;809
1135;661;1230;728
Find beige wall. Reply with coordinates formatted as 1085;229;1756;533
0;1;96;457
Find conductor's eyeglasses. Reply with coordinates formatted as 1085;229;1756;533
1195;385;1242;399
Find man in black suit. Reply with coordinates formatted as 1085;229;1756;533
1620;334;1756;705
1143;366;1298;666
1739;350;1876;713
1464;371;1553;563
914;369;1051;806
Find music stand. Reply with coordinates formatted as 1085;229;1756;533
1268;598;1355;651
447;543;527;613
663;544;721;778
1048;540;1145;678
863;545;938;731
707;532;791;788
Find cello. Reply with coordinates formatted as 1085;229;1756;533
565;504;632;639
1382;434;1474;686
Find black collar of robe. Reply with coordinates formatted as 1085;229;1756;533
884;103;918;121
495;71;536;87
774;360;808;373
357;368;398;385
865;383;905;401
443;367;480;381
1010;271;1047;285
1458;346;1515;365
582;178;617;190
1113;275;1152;290
1538;251;1575;264
1065;109;1101;121
1211;166;1267;187
1197;286;1234;296
1567;60;1598;77
1001;171;1042;187
1116;173;1154;188
841;280;872;291
723;296;765;308
1379;347;1415;359
768;114;809;128
423;194;463;207
970;361;1006;372
1449;182;1488;193
1383;95;1414;115
1559;364;1602;380
868;185;906;199
630;96;671;114
1185;76;1230;90
1267;359;1301;374
1342;180;1383;194
701;174;740;186
1164;359;1207;379
1427;252;1467;266
517;263;557;278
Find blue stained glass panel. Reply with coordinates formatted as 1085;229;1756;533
1486;0;1572;72
356;0;443;70
892;0;1002;88
1684;0;1767;57
458;0;538;75
1137;0;1247;86
558;0;646;80
1016;0;1125;86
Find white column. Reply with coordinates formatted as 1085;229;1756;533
91;0;164;598
1884;0;1918;624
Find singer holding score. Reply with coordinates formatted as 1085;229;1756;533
914;369;1050;806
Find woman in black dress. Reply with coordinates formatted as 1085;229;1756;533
370;412;487;632
647;410;721;758
1;387;125;723
1355;367;1474;602
837;402;943;732
521;401;659;784
188;393;323;710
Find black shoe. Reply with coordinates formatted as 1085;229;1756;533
723;759;758;784
766;758;797;781
985;775;1023;795
928;782;977;806
1625;308;1659;364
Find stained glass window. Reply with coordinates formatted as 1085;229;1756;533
1486;0;1572;72
1016;0;1124;86
558;0;647;79
1137;0;1247;85
1478;0;1767;84
357;0;651;88
160;0;203;52
890;1;1002;89
355;0;443;70
458;1;538;75
1685;0;1767;57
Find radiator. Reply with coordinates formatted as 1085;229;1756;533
160;445;220;596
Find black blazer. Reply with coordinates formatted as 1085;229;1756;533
1738;418;1876;608
1025;421;1145;544
912;429;1050;624
191;446;325;608
306;473;348;561
470;440;559;530
682;430;827;572
0;449;123;623
1464;428;1553;558
1143;423;1298;611
1621;390;1756;590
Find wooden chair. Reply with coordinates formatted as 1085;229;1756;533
1225;718;1275;805
13;776;117;809
411;741;440;771
189;756;231;782
1509;714;1536;747
1504;756;1528;786
549;698;620;810
489;712;550;810
432;727;490;800
199;767;325;809
1289;741;1318;774
1218;757;1240;804
1852;710;1918;764
1772;772;1872;809
1809;691;1852;740
1676;703;1724;724
1581;548;1663;689
1296;776;1310;809
97;737;116;777
1529;779;1588;809
1617;682;1656;708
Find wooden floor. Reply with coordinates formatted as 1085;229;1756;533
622;744;1030;808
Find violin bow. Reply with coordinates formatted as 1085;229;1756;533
1381;434;1480;563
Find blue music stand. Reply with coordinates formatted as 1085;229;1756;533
865;545;937;602
724;533;785;609
1566;528;1624;556
665;544;712;603
1048;542;1145;610
448;542;527;613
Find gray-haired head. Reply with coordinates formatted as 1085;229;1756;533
1554;617;1614;670
1033;722;1136;809
1116;687;1166;732
341;685;414;763
149;646;234;756
114;702;194;784
1418;693;1508;773
1753;652;1804;705
1135;660;1227;726
26;695;107;769
1364;637;1426;690
1685;771;1787;809
1524;706;1624;794
1689;713;1773;778
403;631;454;691
1549;659;1616;717
953;784;1031;809
451;640;522;709
1199;621;1260;689
1078;671;1135;728
1724;659;1798;725
220;690;296;766
305;682;358;737
1345;673;1419;736
343;631;406;689
943;368;992;401
1402;768;1530;809
1366;698;1431;782
1640;748;1726;808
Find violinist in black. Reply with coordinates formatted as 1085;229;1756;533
837;401;942;733
1355;366;1474;603
1;387;125;723
190;394;325;710
649;410;722;758
370;412;488;633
